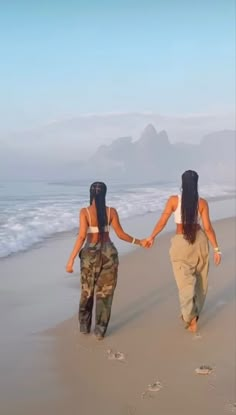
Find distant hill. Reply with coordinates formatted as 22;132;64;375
79;125;235;183
0;120;234;182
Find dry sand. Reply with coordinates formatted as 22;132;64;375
1;217;236;415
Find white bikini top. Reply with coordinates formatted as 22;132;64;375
174;195;200;224
86;207;111;234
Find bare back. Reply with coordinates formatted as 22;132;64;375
169;195;210;234
83;205;112;243
155;195;211;235
79;205;135;244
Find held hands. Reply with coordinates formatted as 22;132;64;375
145;236;155;248
140;237;155;248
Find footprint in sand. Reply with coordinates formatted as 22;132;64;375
195;365;213;375
107;349;126;362
216;300;227;310
126;405;136;415
225;402;236;413
142;381;163;398
193;332;202;340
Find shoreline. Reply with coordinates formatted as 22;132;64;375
0;197;235;336
1;194;235;261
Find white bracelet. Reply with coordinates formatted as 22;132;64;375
214;247;221;255
132;237;136;244
214;247;220;252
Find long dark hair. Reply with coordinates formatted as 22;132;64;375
181;170;199;244
90;181;107;239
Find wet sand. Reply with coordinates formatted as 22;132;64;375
1;217;235;415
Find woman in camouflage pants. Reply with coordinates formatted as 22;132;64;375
66;182;146;340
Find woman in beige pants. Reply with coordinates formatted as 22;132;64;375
147;170;221;333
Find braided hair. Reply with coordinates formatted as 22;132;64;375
181;170;199;244
90;181;107;239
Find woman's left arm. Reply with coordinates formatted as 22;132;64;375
146;197;174;244
66;209;88;273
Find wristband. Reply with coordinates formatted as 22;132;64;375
132;238;136;244
214;247;220;252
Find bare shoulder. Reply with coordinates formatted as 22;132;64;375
79;207;87;217
109;207;120;226
168;194;179;209
80;207;87;213
198;198;208;215
170;194;179;202
109;207;118;217
199;197;208;208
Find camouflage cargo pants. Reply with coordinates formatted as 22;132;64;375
79;242;119;337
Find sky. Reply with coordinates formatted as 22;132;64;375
0;0;235;134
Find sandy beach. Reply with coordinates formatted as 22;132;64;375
0;0;235;411
1;216;235;415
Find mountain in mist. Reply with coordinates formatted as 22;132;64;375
0;118;234;182
1;112;234;164
79;124;235;183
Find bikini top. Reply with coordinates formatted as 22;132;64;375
174;195;201;224
86;207;111;234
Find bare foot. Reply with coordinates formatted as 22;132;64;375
94;333;104;341
188;317;197;333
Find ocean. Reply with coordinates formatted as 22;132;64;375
0;179;235;258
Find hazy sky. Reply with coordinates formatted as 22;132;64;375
0;0;235;134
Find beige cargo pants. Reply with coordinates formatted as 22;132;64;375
169;229;209;325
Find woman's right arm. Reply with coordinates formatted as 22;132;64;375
200;199;221;265
110;208;145;246
66;208;88;273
